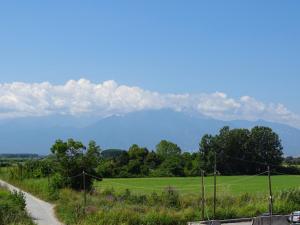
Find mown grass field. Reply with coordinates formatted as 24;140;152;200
96;175;300;195
1;167;300;224
1;166;299;197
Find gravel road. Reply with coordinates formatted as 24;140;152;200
0;179;63;225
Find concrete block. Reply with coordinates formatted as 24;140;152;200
252;215;289;225
187;221;221;225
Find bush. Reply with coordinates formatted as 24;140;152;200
0;187;33;225
10;191;26;210
48;173;64;200
161;186;180;208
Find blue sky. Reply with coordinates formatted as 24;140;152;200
0;1;300;125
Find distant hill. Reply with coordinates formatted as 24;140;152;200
0;110;299;156
0;153;39;158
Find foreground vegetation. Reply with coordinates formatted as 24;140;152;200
0;126;299;224
0;186;34;225
56;187;300;225
1;168;299;225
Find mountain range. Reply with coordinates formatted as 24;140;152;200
0;110;299;156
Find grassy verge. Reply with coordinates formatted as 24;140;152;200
0;167;50;201
54;186;300;225
1;169;299;225
0;186;35;225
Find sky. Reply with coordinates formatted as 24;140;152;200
0;1;300;127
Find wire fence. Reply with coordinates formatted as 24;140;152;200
90;170;276;192
39;157;300;222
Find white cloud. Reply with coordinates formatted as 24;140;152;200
0;79;299;128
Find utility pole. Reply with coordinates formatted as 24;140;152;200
201;170;205;221
213;151;217;219
83;170;86;209
47;166;50;189
20;164;23;180
267;165;273;225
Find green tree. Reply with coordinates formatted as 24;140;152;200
145;151;161;170
199;126;284;175
158;155;185;176
199;134;216;173
127;144;149;176
115;151;129;167
156;140;181;159
248;126;283;167
50;139;101;190
190;152;203;176
97;160;118;177
128;144;149;161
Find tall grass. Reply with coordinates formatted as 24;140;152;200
0;186;35;225
55;186;300;225
1;168;299;225
0;167;53;200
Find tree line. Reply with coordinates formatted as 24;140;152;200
5;126;300;192
200;126;284;174
97;140;201;178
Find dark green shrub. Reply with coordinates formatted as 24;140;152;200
161;186;180;208
120;188;131;200
0;188;33;225
9;191;26;210
48;173;64;200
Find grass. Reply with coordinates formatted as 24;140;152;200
1;166;299;197
0;186;35;225
1;168;300;225
1;166;299;200
61;175;300;224
96;175;300;195
0;167;50;200
55;185;300;225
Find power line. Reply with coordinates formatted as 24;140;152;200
271;170;300;176
91;170;271;192
84;173;102;181
70;171;278;192
67;172;84;179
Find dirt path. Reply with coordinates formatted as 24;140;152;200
0;179;63;225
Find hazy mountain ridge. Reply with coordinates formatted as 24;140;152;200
0;110;299;156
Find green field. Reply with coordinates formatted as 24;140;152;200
1;169;300;224
1;165;299;196
96;175;300;195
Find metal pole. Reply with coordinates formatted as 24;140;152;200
20;164;23;180
268;165;273;224
201;170;205;220
47;166;50;188
83;171;86;209
213;151;217;219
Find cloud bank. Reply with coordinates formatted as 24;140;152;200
0;79;299;128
